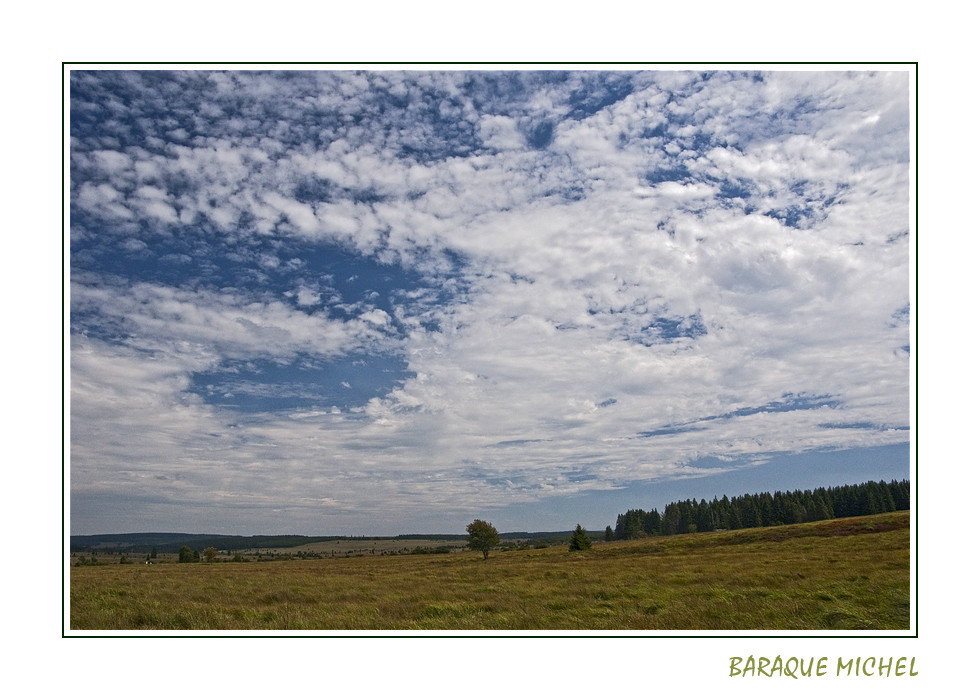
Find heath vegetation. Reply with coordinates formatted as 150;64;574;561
69;511;910;631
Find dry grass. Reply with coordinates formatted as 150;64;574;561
69;511;910;631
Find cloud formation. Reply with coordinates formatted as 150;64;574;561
69;69;911;535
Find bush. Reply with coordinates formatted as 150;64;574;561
408;546;452;555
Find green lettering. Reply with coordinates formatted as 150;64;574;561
730;657;743;677
783;657;799;679
896;657;906;676
758;657;772;677
909;657;917;676
837;658;854;676
745;655;756;675
799;657;814;677
771;656;783;676
878;657;893;676
863;657;876;676
817;658;828;676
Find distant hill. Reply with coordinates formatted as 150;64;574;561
69;533;337;553
69;529;604;553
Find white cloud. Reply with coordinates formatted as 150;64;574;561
71;280;397;363
359;308;391;327
69;69;911;534
478;114;526;150
91;149;132;174
294;285;321;307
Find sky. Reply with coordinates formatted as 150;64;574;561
68;68;912;536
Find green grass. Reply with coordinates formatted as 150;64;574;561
69;511;910;631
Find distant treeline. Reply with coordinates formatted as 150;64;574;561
69;533;342;554
69;530;596;554
610;479;911;540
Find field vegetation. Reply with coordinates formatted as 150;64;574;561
69;511;910;631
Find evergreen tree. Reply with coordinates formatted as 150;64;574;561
615;509;646;540
758;492;775;526
604;525;615;542
610;479;910;539
661;503;681;535
888;479;911;510
569;524;592;551
678;500;696;533
715;496;731;530
859;483;882;514
741;497;762;528
878;480;897;511
727;497;743;529
695;498;712;532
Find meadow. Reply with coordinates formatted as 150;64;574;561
68;511;910;631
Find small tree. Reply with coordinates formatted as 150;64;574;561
604;525;614;542
569;524;592;551
466;519;500;560
203;547;218;563
178;545;195;563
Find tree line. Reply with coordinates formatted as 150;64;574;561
608;479;911;540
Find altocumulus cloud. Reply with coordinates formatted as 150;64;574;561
69;69;911;535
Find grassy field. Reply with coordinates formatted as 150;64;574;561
68;511;910;631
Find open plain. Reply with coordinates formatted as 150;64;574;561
69;511;910;631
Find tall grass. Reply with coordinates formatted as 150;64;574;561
69;511;910;631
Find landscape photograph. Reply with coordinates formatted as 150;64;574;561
66;66;913;633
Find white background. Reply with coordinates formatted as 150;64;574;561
3;2;967;698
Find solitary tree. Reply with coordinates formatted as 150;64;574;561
466;519;500;560
203;547;218;563
569;524;592;551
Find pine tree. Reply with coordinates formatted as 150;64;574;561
888;479;911;510
651;508;664;534
569;524;592;551
615;509;646;540
661;503;681;535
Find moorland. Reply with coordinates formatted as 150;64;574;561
68;511;910;631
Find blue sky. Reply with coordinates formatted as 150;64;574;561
69;69;912;536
